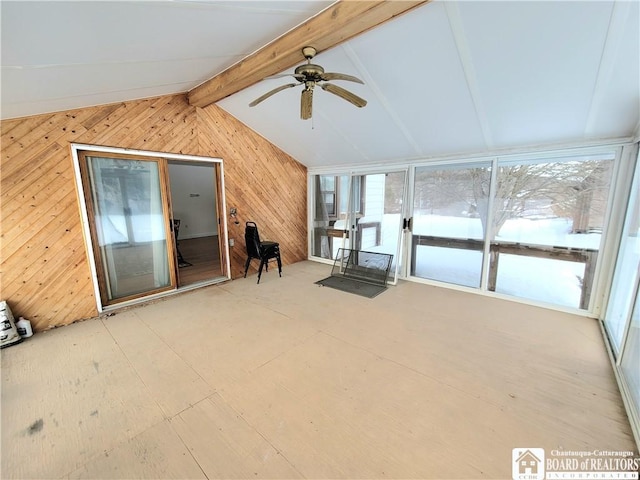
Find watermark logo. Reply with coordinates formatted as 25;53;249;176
512;448;639;480
513;448;545;480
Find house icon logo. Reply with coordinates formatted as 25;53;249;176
512;448;545;480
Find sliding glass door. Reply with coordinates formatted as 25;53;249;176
310;170;407;282
620;288;640;438
604;156;640;352
603;145;640;445
350;172;406;281
80;152;176;305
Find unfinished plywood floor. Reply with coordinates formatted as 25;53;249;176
1;261;636;479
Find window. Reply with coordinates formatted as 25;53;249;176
408;149;617;310
491;153;615;308
318;176;337;217
309;145;623;312
310;174;367;260
315;175;364;220
411;162;492;288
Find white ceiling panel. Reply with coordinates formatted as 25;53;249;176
3;58;216;103
584;0;640;138
456;1;615;146
346;1;489;157
1;0;331;118
2;0;638;168
1;1;330;65
218;75;377;167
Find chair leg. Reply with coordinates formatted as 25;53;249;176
243;257;251;278
276;252;282;277
257;259;266;284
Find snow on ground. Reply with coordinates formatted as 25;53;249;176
349;214;599;309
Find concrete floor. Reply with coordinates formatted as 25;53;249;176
1;261;636;479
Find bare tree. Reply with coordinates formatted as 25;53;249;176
473;160;613;239
415;159;613;239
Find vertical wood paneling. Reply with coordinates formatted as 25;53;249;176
1;94;307;331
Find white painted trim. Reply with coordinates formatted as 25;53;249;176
307;174;315;261
401;165;416;279
480;157;499;290
587;146;624;314
601;144;640;360
405;272;596;318
70;143;223;163
216;161;232;281
307;136;636;174
591;145;636;316
71;145;106;312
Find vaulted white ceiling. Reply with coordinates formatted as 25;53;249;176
2;1;638;169
1;1;332;118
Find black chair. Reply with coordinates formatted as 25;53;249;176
243;221;282;284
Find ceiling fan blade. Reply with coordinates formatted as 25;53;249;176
320;72;364;84
320;83;367;108
249;83;297;107
301;88;313;120
265;73;305;81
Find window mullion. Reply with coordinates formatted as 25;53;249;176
480;157;499;291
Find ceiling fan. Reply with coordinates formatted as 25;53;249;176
249;46;367;120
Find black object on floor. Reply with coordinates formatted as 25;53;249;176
315;248;393;298
173;219;192;268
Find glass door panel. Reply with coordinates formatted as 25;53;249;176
311;171;406;282
350;172;406;281
83;154;175;304
620;287;640;421
167;161;225;287
604;156;640;352
411;163;492;288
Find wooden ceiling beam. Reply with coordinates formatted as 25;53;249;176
187;0;430;108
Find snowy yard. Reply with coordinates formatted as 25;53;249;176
352;213;602;309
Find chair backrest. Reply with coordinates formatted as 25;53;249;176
244;222;262;259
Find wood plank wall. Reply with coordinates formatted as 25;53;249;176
1;94;307;332
197;106;307;279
